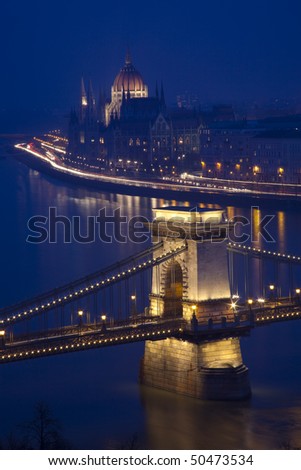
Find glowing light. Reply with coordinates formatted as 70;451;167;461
101;315;106;321
247;299;253;305
78;310;84;316
296;288;301;294
257;298;265;304
269;285;275;290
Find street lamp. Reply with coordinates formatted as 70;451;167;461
295;288;301;305
0;330;5;349
101;314;107;332
231;297;240;323
78;310;84;335
191;304;197;325
190;306;198;332
247;299;254;324
257;298;265;312
130;295;137;319
269;284;277;306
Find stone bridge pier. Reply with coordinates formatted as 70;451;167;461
140;206;251;400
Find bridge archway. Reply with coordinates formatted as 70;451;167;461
164;260;183;317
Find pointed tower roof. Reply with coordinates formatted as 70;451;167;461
125;47;132;65
81;78;87;106
160;81;165;105
87;79;94;97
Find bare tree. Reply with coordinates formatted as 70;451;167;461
5;432;31;450
24;402;70;450
106;432;140;450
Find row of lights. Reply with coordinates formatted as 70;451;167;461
229;286;301;311
228;243;301;261
256;311;300;322
0;328;179;363
247;286;301;306
1;246;186;326
18;143;204;197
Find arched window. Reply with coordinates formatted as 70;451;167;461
164;261;183;317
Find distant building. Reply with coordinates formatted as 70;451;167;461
106;86;166;163
252;129;301;182
105;51;148;125
176;92;200;110
67;79;104;168
67;51;301;180
199;119;301;182
67;51;204;170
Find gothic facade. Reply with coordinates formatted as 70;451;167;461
67;52;203;169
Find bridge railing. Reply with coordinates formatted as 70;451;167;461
2;314;184;346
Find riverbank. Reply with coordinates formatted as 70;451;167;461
12;143;301;209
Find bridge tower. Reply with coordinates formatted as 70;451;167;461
140;206;251;400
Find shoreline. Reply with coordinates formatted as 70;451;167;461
12;144;301;209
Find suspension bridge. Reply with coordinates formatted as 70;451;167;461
1;206;300;400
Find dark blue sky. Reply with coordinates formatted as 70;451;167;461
1;0;301;130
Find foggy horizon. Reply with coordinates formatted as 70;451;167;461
1;0;301;133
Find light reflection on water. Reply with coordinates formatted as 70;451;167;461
0;152;301;449
141;385;301;450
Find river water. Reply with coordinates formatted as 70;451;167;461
0;146;301;450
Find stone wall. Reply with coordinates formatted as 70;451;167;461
140;337;251;400
150;237;231;318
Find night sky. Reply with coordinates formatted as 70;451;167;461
1;0;301;131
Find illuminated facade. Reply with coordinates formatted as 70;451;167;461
105;51;148;125
199;122;301;182
67;79;105;167
141;207;251;400
67;51;203;168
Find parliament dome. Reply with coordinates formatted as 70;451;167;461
106;51;148;125
112;52;148;96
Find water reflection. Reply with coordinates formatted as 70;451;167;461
1;154;301;449
141;381;301;450
140;385;253;449
277;211;286;251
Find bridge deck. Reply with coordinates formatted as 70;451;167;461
1;301;301;364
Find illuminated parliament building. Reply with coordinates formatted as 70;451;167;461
67;51;203;171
